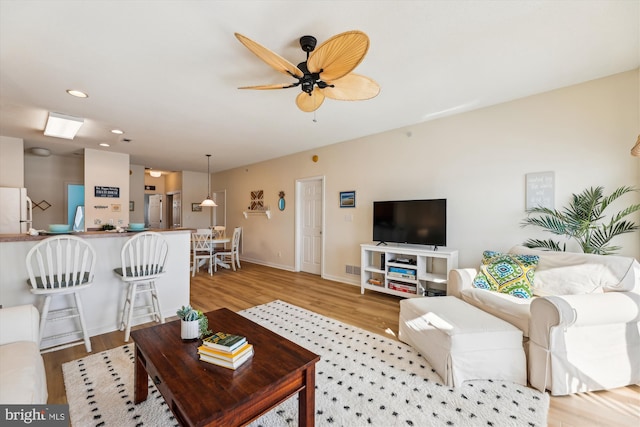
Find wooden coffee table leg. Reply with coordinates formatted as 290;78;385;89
298;365;316;427
134;345;149;404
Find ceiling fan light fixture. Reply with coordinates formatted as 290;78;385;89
200;154;217;207
235;30;379;112
44;112;84;139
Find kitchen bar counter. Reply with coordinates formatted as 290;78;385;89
0;227;190;242
0;229;191;349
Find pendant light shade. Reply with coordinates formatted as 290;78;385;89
200;154;217;207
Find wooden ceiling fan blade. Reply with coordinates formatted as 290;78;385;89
296;89;325;112
235;33;303;78
322;74;380;100
307;31;370;81
239;83;297;90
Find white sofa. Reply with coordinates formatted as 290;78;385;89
0;304;48;404
448;246;640;395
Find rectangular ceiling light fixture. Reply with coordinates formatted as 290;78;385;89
44;112;84;139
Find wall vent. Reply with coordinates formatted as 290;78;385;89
345;265;361;275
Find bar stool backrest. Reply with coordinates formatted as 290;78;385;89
118;231;168;281
26;235;96;290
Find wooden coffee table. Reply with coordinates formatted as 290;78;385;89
130;307;320;426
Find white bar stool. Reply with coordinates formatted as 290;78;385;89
25;235;96;353
113;231;168;342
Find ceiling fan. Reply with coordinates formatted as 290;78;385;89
234;30;380;112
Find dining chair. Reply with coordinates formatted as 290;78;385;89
191;231;215;277
211;225;226;239
214;227;241;271
25;235;96;353
113;231;168;342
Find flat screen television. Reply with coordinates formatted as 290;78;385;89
373;199;447;247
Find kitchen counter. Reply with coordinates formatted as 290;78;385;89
0;228;189;242
0;229;191;349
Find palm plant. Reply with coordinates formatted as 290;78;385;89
521;186;639;255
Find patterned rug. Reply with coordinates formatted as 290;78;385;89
63;300;549;426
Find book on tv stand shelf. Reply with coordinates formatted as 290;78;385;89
202;332;247;352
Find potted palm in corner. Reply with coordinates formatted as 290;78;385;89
521;185;639;255
177;305;211;340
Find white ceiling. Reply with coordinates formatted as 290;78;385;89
1;1;638;174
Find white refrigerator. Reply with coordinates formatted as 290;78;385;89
0;187;33;233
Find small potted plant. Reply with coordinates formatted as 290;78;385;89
176;305;211;340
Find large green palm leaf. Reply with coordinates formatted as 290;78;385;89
521;186;639;254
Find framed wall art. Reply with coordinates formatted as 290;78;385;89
340;191;356;208
191;203;202;212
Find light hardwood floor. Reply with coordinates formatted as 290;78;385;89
43;262;640;426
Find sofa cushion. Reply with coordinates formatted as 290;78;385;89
0;341;48;404
509;246;639;296
461;288;533;337
472;251;539;299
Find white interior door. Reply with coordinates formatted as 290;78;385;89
171;192;182;228
148;194;162;228
298;178;323;275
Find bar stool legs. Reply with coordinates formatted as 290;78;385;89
119;280;164;342
38;291;92;353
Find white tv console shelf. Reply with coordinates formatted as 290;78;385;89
360;243;458;298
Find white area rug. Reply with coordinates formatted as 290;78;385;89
63;300;549;426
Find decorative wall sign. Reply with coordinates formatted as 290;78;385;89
95;186;120;198
340;191;356;208
525;172;555;210
32;200;52;211
250;190;264;210
145;185;156;191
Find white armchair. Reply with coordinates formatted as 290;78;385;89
447;246;640;395
528;292;640;395
0;304;48;404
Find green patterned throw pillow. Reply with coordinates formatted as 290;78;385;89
472;250;539;299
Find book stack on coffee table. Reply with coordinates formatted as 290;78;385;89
198;332;254;370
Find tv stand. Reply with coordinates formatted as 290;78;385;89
360;243;458;298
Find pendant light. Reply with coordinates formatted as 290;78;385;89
200;154;217;207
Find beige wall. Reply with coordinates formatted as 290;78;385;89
214;70;640;285
129;164;145;223
0;136;24;188
182;170;212;229
24;153;83;229
84;149;130;228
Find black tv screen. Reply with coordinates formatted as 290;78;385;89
373;199;447;247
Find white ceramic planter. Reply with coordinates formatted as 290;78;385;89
181;319;199;340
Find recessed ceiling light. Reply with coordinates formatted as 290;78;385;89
99;143;110;147
111;129;124;135
44;112;84;139
149;170;162;178
66;89;88;98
